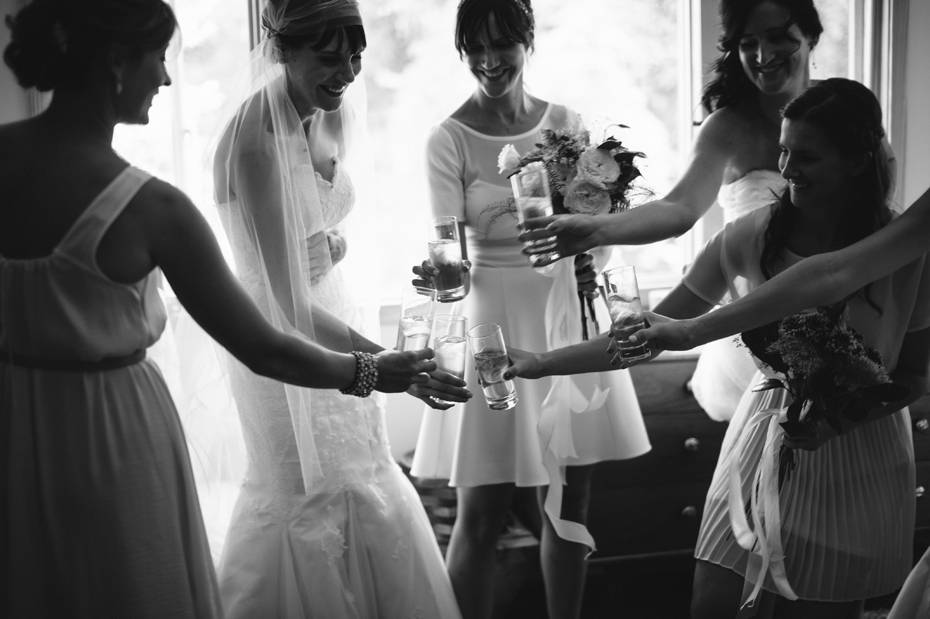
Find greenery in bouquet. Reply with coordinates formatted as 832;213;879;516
740;304;908;439
496;126;647;217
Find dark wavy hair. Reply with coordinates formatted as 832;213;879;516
455;0;534;57
4;0;177;92
760;78;891;311
701;0;822;114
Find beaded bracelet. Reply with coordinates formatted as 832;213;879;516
340;351;378;398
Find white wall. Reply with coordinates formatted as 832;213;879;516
902;0;930;206
0;0;29;123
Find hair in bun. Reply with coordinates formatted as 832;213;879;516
4;0;177;92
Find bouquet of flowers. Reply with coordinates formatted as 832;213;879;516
741;304;908;439
497;126;645;216
496;127;647;339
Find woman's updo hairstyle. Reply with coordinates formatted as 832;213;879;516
760;78;892;310
455;0;534;58
4;0;177;92
701;0;822;113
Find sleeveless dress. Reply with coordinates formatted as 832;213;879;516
216;160;462;619
0;167;222;618
689;207;930;602
411;105;651;548
690;170;787;422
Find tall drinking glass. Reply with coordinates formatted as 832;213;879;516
427;216;466;303
431;315;468;404
510;161;560;266
467;323;517;410
602;266;651;362
396;286;436;351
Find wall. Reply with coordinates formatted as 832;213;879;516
0;0;28;124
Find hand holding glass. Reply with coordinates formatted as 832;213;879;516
602;266;651;362
467;323;517;410
427;216;466;302
431;315;468;404
510;161;560;266
396;286;436;351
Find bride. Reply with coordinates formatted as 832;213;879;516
210;0;466;616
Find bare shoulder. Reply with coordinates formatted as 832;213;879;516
131;176;199;228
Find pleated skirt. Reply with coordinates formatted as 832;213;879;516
695;373;915;601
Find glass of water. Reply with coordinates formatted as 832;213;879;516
431;315;468;404
601;266;651;362
510;161;560;266
427;216;466;303
467;323;517;410
396;286;436;351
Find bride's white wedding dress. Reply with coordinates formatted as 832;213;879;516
215;160;461;619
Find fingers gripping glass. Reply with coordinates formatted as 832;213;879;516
602;266;651;363
467;323;517;410
426;216;466;302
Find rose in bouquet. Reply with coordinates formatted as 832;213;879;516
741;304;908;439
495;127;647;339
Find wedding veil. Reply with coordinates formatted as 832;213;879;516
211;0;374;496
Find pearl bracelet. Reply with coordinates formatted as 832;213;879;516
340;351;378;398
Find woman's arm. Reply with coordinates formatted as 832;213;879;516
631;185;930;351
518;110;735;261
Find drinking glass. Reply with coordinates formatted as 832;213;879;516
396;286;436;351
431;315;468;404
510;161;560;266
427;216;466;303
467;323;517;410
601;266;651;362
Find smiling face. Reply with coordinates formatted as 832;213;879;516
739;1;813;98
779;117;860;213
118;43;172;125
284;35;363;117
463;14;526;100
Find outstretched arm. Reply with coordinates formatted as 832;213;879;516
631;185;930;350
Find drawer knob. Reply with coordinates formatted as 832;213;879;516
916;419;929;433
918;486;926;499
682;506;698;519
684;437;700;452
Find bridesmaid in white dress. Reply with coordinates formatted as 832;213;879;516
410;1;649;618
210;1;468;617
0;1;439;617
518;0;832;422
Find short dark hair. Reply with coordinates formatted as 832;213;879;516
454;0;534;57
701;0;823;113
4;0;177;92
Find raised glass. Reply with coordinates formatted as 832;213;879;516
396;286;437;351
602;266;651;362
426;216;466;303
431;315;468;405
510;161;560;266
467;323;517;411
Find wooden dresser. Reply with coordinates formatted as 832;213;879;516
587;353;930;563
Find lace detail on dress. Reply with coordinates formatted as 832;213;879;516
718;169;786;223
321;505;348;567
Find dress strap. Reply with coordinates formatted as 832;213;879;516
57;166;154;267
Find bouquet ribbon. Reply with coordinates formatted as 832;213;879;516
727;404;799;617
537;259;610;554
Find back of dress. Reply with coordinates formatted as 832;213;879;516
0;166;165;361
0;166;221;619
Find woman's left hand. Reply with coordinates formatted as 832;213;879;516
608;312;661;369
781;418;842;451
503;347;545;381
408;368;472;410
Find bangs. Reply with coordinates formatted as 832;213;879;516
309;24;367;54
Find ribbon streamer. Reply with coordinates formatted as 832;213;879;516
728;405;799;617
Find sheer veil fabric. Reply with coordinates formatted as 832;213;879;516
210;0;374;498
